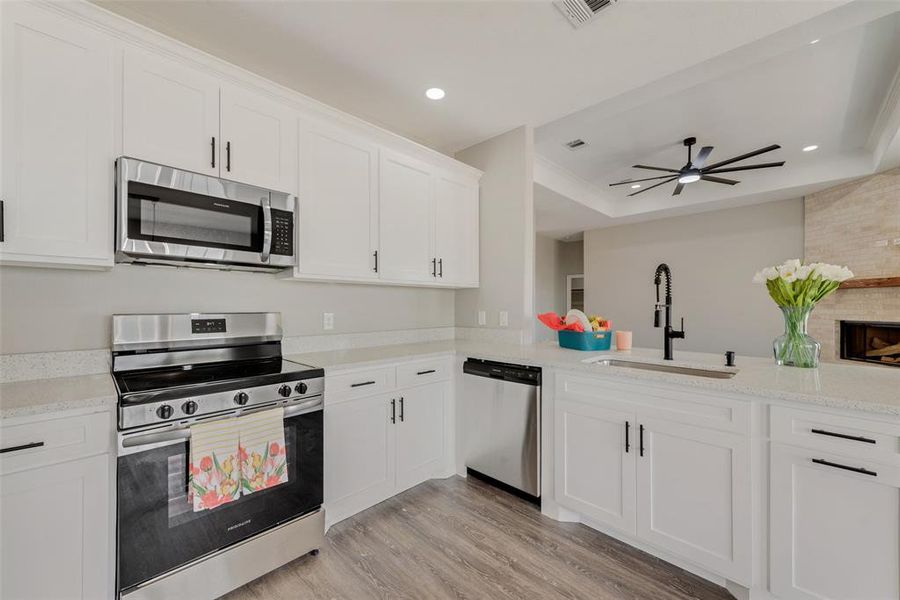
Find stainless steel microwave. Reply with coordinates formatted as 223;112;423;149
116;157;295;272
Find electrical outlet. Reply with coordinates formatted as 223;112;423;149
499;310;509;327
477;310;486;326
323;312;334;330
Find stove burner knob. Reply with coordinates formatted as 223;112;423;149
156;404;174;420
234;391;249;406
295;381;308;395
278;384;292;398
182;400;198;415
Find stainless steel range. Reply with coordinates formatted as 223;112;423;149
113;313;324;600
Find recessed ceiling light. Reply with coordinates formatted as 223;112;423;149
802;145;819;152
425;87;445;100
630;184;641;189
809;39;820;45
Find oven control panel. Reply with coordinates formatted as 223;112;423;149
119;376;324;431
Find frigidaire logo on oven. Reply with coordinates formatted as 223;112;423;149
227;519;252;532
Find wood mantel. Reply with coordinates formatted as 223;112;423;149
840;276;900;289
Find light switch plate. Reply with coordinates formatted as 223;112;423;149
499;310;509;327
323;312;334;330
478;310;486;326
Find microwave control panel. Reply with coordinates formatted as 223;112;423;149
271;209;294;256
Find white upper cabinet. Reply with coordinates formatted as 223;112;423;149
220;85;297;193
123;49;220;176
434;174;479;286
0;2;114;268
296;122;379;280
378;151;435;283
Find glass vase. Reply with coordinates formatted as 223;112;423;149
773;305;821;368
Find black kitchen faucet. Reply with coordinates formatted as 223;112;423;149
654;263;685;360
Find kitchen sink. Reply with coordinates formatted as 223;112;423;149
592;358;738;379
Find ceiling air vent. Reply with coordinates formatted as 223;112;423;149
554;0;617;28
564;138;588;150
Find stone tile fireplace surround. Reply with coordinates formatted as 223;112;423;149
804;166;900;363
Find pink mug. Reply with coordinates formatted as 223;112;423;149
616;331;633;351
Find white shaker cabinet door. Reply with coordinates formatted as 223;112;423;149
378;151;434;283
0;454;111;600
635;416;751;584
123;49;220;175
433;174;479;287
296;124;379;280
324;394;397;526
770;443;900;600
0;3;114;267
554;398;637;535
220;85;297;193
395;383;446;493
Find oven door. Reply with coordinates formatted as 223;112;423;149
116;408;322;594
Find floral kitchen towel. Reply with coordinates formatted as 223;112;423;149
189;417;242;511
239;407;288;495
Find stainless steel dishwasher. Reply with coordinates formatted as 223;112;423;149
462;359;541;502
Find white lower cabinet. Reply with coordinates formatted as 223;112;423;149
554;374;751;584
770;443;900;600
324;367;449;526
1;430;111;600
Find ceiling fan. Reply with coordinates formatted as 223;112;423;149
610;137;785;197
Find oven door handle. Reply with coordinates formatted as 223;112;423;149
121;397;323;449
260;196;272;263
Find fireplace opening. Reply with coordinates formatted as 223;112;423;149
840;321;900;367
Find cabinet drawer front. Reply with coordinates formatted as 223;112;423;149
557;372;750;433
326;367;396;404
0;411;111;475
396;357;451;388
771;406;900;464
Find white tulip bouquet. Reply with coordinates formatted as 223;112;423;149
753;259;853;367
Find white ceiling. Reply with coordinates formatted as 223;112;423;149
95;0;847;154
534;4;900;237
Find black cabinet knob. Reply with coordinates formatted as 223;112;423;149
278;384;292;398
234;391;249;406
295;381;308;395
156;404;174;420
181;400;198;415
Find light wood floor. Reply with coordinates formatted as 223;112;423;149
224;476;735;600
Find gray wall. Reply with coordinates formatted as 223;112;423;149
584;199;804;358
0;265;455;353
455;126;535;340
534;235;584;342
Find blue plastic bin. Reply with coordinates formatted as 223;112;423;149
558;329;614;351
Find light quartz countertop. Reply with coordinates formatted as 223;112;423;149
287;340;900;418
3;340;898;420
0;373;117;420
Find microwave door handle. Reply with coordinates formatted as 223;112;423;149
260;196;272;263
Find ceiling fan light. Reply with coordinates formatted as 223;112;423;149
678;171;701;184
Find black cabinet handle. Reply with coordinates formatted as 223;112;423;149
0;441;44;454
812;458;877;477
639;424;645;457
351;380;376;388
390;398;396;424
373;250;378;273
438;258;443;278
211;137;216;168
811;428;876;445
226;141;231;172
416;369;436;376
0;199;4;242
399;397;404;422
432;258;437;277
625;421;630;453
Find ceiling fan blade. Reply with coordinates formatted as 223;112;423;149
632;164;680;173
704;144;781;171
609;174;682;186
701;175;739;185
691;146;713;169
672;182;685;196
628;176;678;197
704;161;785;175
